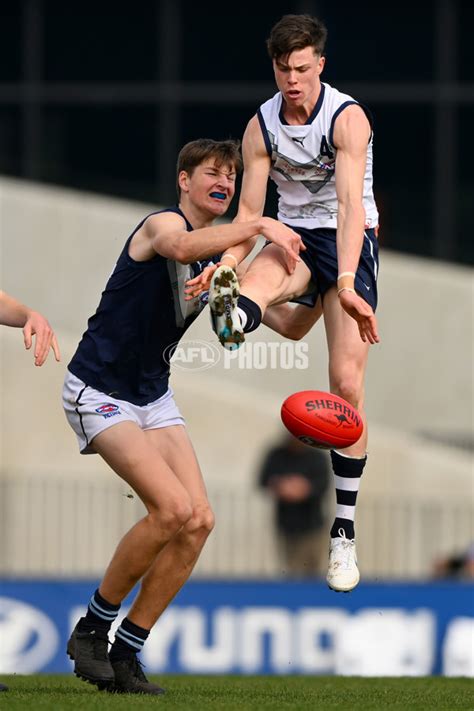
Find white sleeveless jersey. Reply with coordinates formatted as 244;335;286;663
257;82;379;230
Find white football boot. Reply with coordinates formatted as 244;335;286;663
209;265;244;351
326;528;360;592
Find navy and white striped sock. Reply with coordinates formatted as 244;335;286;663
237;295;262;333
79;588;120;632
110;617;150;661
330;449;367;540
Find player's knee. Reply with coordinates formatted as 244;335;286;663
331;377;362;410
196;505;215;535
149;497;193;537
280;324;305;341
185;504;215;537
169;499;194;530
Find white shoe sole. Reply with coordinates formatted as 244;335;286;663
209;266;245;351
326;571;360;593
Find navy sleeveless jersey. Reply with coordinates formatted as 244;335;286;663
68;207;219;405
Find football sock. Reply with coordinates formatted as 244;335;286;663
237;295;262;333
110;617;150;661
78;588;121;632
330;449;367;540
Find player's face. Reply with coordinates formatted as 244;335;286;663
273;46;325;109
184;159;236;216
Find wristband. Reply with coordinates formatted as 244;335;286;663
337;287;357;297
337;271;355;291
221;253;238;269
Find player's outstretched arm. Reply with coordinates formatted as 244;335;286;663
333;105;380;344
0;290;61;365
184;249;252;301
140;207;302;269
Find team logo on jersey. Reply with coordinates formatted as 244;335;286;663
271;147;335;194
319;135;334;158
314;155;335;175
95;403;121;419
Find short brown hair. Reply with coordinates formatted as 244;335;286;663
176;139;243;198
266;14;327;61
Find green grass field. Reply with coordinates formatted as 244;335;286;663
0;675;473;710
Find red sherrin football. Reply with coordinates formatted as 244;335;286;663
281;390;363;449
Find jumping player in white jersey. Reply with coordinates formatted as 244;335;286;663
187;15;380;592
62;138;306;696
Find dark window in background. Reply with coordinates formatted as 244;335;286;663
181;1;296;81
0;7;22;81
0;108;22;175
181;3;435;83
459;1;474;81
321;4;434;82
458;106;473;265
262;178;279;222
181;104;254;145
42;106;156;201
43;2;156;81
358;104;434;258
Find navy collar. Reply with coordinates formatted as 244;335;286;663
173;205;194;232
279;82;326;126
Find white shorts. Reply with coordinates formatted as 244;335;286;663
63;371;185;454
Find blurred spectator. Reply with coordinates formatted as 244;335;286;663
258;432;331;577
432;542;474;580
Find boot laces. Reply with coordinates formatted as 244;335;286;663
89;630;110;661
131;655;148;683
334;528;356;568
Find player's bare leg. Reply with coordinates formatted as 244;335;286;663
68;422;194;691
95;424;195;603
210;244;312;348
323;286;370;591
124;425;214;630
102;425;214;694
238;243;312;312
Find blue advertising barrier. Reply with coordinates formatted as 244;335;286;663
0;580;473;675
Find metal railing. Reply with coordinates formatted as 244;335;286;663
0;474;472;580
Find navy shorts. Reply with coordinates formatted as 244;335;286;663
288;226;379;312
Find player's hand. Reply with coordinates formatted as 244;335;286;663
184;263;219;300
338;289;380;344
260;217;306;274
23;310;61;366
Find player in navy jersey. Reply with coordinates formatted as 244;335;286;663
187;16;381;593
63;138;306;695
